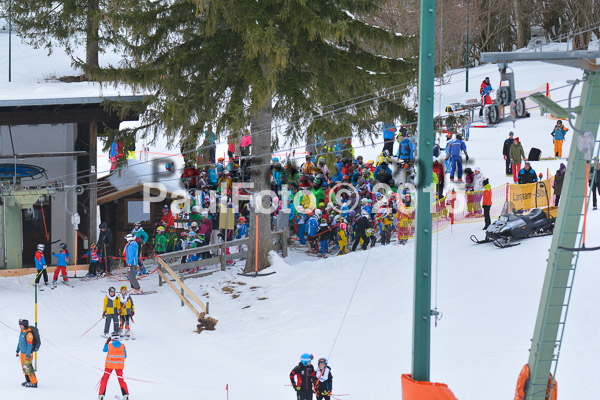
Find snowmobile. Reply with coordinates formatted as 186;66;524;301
470;208;555;248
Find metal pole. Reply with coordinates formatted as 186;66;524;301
2;199;6;267
525;71;600;400
34;284;38;370
412;0;436;382
8;0;12;82
465;0;469;92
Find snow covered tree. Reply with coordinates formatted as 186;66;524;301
82;0;416;272
10;0;115;68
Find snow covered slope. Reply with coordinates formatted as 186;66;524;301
2;31;600;400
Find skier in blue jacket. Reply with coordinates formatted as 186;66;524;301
396;131;415;163
382;122;396;155
307;213;319;253
448;134;469;182
124;235;142;294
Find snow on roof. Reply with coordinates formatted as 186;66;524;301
106;159;186;194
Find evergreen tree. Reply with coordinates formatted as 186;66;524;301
11;0;114;68
83;0;417;272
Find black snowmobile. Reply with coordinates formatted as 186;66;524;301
470;208;555;248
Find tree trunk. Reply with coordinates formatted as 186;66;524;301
244;94;273;273
513;0;531;49
85;0;100;69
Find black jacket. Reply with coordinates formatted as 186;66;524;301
503;138;514;157
290;363;315;392
590;166;600;188
553;170;565;195
97;228;113;255
354;216;370;234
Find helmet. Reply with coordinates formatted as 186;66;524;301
99;222;108;230
157;226;165;232
134;221;141;227
320;218;327;224
382;150;390;158
201;211;209;218
322;181;328;188
361;198;369;205
188;231;196;238
108;286;116;293
169;225;176;230
290;181;299;190
125;234;135;241
305;208;313;216
366;160;374;165
238;216;246;224
316;173;325;181
318;357;328;366
60;243;67;250
318;202;325;209
181;231;188;237
191;222;198;228
37;244;45;251
300;353;313;366
19;319;29;329
120;285;128;292
339;223;347;230
314;209;323;218
360;184;369;192
163;204;170;211
456;134;463;140
192;206;201;213
90;243;96;249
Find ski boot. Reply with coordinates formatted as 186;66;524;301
24;382;37;388
98;395;104;400
52;280;57;287
62;280;70;285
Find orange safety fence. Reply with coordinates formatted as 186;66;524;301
401;374;458;400
396;180;554;241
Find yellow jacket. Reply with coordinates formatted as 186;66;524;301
103;295;121;315
119;294;135;316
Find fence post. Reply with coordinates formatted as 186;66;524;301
158;266;163;287
181;286;184;307
220;242;226;271
281;230;288;258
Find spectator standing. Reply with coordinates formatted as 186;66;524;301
553;163;566;207
502;132;514;177
509;137;526;184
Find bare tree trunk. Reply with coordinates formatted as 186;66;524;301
244;94;273;273
85;0;100;69
513;0;530;48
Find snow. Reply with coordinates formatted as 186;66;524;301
106;159;186;194
2;29;600;400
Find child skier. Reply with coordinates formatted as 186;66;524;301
98;331;129;400
314;357;333;400
51;243;70;287
34;244;49;289
306;211;319;253
290;353;316;400
102;287;121;338
16;319;38;388
165;225;178;252
482;178;492;230
235;216;249;239
154;226;167;254
336;222;348;255
83;243;101;277
118;286;135;339
317;218;330;258
296;206;307;246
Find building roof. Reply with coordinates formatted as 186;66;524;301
0;95;146;125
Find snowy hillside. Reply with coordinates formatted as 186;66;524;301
2;30;600;400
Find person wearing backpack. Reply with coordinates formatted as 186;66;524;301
16;319;39;388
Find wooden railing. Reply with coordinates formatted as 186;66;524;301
156;229;287;285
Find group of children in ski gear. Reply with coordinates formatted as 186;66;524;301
102;286;135;339
290;354;333;400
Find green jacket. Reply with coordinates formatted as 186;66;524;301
311;187;325;206
165;232;178;252
155;234;167;253
510;142;526;165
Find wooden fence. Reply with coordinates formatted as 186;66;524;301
155;230;288;315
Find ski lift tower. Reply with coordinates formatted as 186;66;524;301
481;49;600;399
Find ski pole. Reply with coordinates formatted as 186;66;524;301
80;317;104;337
28;269;45;288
